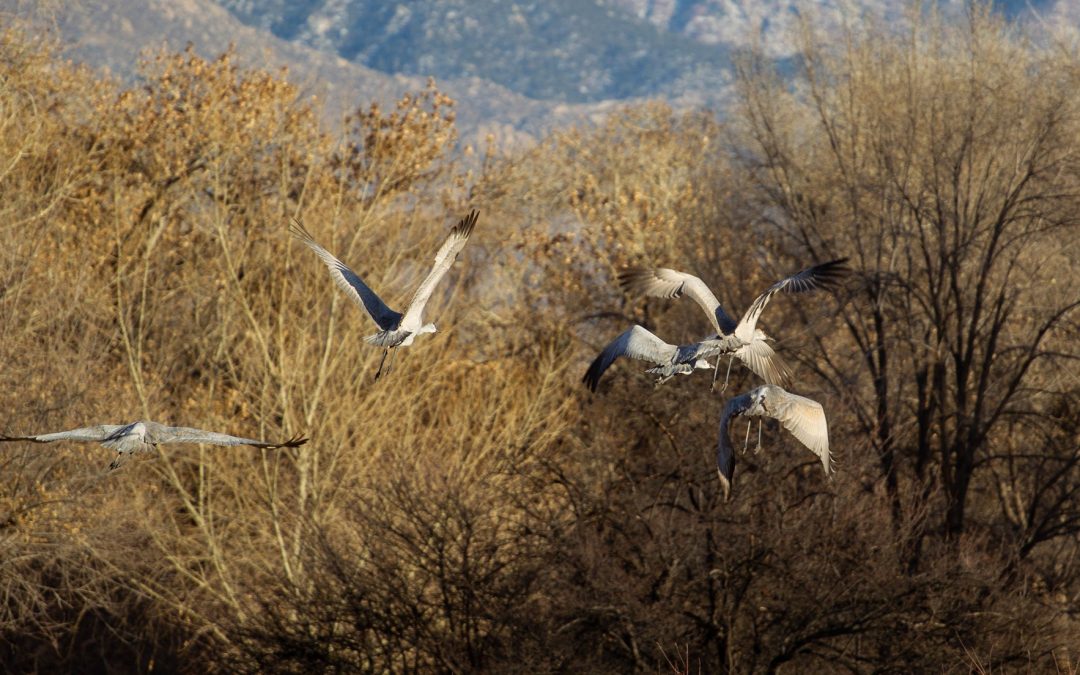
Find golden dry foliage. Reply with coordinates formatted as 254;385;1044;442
489;104;723;317
0;29;578;671
0;7;1077;673
483;101;779;379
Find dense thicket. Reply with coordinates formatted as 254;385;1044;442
0;7;1076;673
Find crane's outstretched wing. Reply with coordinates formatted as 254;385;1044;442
759;386;831;475
400;210;478;329
290;218;403;331
146;424;308;449
618;268;738;335
734;258;850;343
583;325;677;392
0;425;126;444
734;338;793;386
717;392;754;499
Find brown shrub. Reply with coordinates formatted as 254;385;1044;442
0;7;1076;673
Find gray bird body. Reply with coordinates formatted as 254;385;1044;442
583;325;742;391
619;259;849;386
291;211;478;350
0;421;307;470
716;384;832;498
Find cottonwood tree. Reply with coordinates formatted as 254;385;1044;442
735;8;1080;561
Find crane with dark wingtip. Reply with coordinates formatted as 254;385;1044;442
582;325;743;392
290;210;479;380
715;384;832;499
0;421;308;470
619;258;850;390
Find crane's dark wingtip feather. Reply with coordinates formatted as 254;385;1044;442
783;257;853;293
453;209;480;239
716;444;735;500
582;358;604;393
716;468;732;502
816;257;852;283
288;217;312;241
281;434;309;448
716;448;735;481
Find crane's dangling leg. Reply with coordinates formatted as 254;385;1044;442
743;417;752;452
712;355;734;393
385;346;399;376
374;348;389;381
754;419;762;454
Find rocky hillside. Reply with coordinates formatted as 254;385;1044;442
600;0;1061;55
217;0;732;103
216;0;1069;103
0;0;626;146
3;0;1074;146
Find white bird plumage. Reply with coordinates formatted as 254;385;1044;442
583;325;742;391
290;209;478;379
715;384;832;499
618;259;849;388
0;421;308;470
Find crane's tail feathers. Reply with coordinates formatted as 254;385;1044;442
365;331;409;347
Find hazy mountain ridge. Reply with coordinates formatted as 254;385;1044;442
216;0;733;103
599;0;1061;55
5;0;1076;148
0;0;633;147
214;0;1071;99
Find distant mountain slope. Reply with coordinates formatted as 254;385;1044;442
10;0;405;105
216;0;732;103
217;0;1074;101
599;0;1062;54
6;0;1074;149
0;0;625;147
